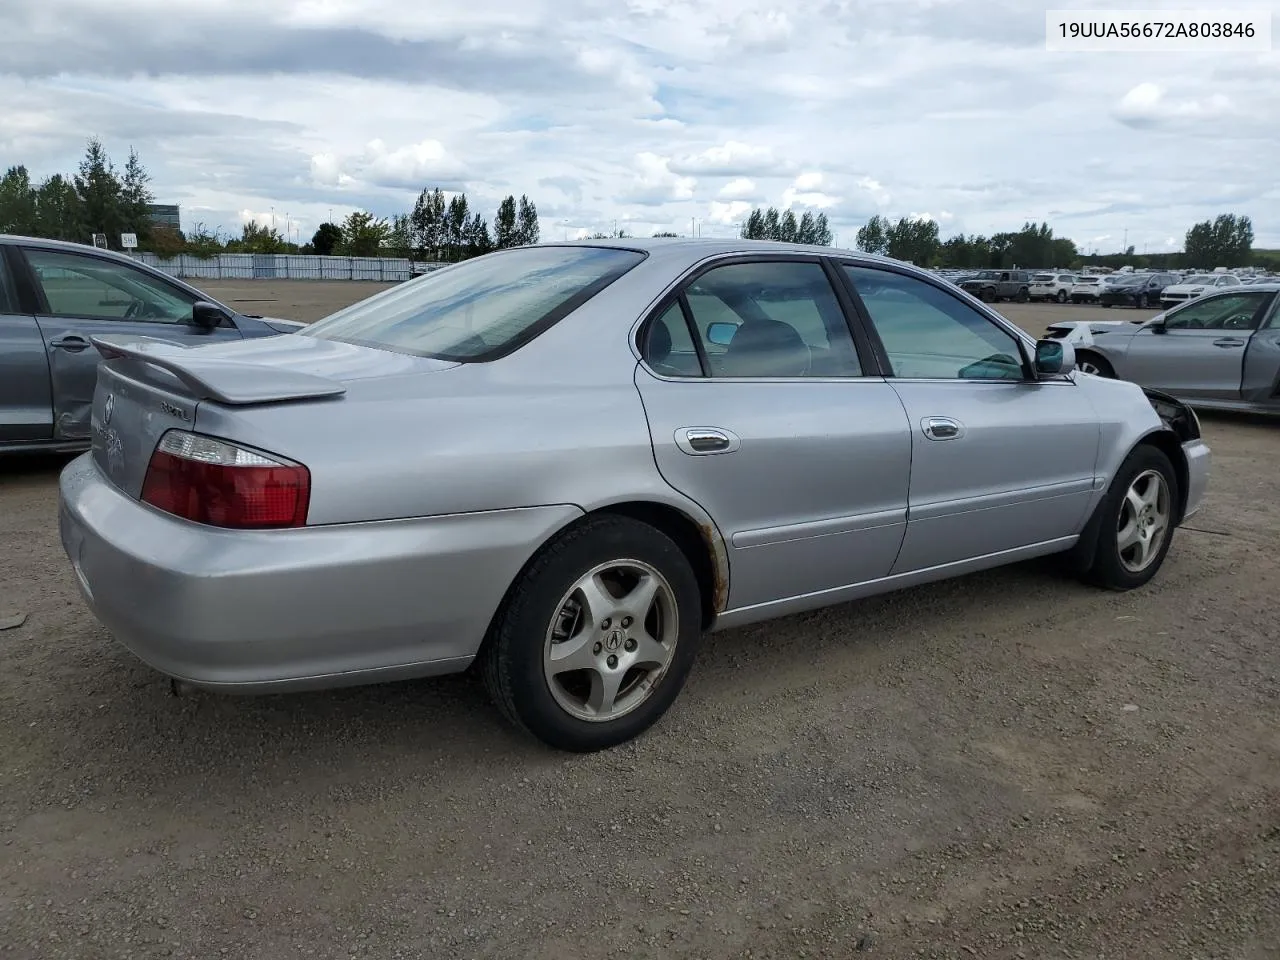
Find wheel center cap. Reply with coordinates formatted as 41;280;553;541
604;629;625;652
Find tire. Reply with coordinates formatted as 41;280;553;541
980;287;995;303
1055;290;1068;303
1074;350;1115;378
1081;445;1179;590
481;514;704;752
1102;302;1112;308
1016;287;1029;303
1071;296;1082;304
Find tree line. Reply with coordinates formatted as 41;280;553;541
854;212;1264;271
0;141;1270;269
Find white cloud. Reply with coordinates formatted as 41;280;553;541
1;0;1277;246
717;177;758;200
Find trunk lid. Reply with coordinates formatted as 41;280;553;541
88;333;458;498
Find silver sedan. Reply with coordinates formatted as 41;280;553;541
58;239;1212;751
1047;282;1280;416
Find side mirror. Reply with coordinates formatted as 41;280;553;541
1148;318;1168;335
1033;338;1075;377
191;300;224;331
706;321;737;346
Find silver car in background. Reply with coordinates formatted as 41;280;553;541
1047;283;1280;416
59;239;1211;752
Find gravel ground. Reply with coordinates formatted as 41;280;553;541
1;288;1277;960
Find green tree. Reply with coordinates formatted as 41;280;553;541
652;231;680;238
119;148;154;243
230;220;288;254
310;222;342;256
0;166;37;235
445;193;470;260
740;209;765;239
493;195;518;249
74;137;125;247
184;223;225;258
885;216;940;265
147;226;187;258
411;188;446;259
33;174;83;240
1184;213;1253;268
337;210;390;257
385;214;413;259
855;215;890;255
515;194;540;245
464;213;493;257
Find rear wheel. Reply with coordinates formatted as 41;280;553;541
1055;289;1068;303
481;515;703;752
1074;351;1115;378
1016;286;1029;303
1082;445;1179;590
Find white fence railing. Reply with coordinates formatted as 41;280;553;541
130;252;449;282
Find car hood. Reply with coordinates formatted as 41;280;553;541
1047;319;1148;343
1161;283;1208;294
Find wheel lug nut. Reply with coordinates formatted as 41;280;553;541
601;618;611;630
625;638;637;652
593;642;602;655
621;616;633;628
607;654;618;669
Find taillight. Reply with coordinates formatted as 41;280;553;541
140;430;310;529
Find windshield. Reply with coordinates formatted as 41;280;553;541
302;245;646;361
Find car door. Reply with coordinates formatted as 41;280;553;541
1120;290;1273;400
633;255;913;610
0;247;53;445
1240;292;1280;404
18;246;245;440
837;262;1100;574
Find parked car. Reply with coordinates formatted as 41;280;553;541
1159;272;1242;308
1029;272;1078;303
1;236;303;455
1099;272;1180;309
1069;275;1107;303
1045;283;1280;415
956;269;1032;303
58;239;1211;752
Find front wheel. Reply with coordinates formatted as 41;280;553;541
481;514;704;752
1056;290;1068;303
1082;445;1179;590
1074;350;1115;378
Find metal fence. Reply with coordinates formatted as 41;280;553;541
129;252;449;282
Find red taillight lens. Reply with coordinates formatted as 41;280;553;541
140;430;310;529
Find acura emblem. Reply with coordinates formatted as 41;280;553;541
102;393;115;426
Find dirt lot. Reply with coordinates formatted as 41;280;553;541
1;287;1277;960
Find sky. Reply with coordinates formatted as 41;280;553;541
3;0;1278;253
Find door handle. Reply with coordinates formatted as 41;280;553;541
921;416;965;441
1212;338;1245;348
50;335;90;351
674;427;740;456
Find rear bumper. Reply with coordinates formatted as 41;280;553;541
58;453;582;692
1181;437;1211;522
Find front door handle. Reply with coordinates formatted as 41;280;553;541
922;416;965;441
674;427;741;456
49;335;90;351
1212;338;1246;348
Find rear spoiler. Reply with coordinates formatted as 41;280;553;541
91;335;346;406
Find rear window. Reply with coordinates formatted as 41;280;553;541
301;245;646;361
1032;274;1054;282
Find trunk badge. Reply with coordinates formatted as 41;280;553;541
102;393;115;426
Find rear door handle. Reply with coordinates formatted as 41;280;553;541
674;427;741;456
922;416;965;441
1212;338;1246;348
50;335;90;351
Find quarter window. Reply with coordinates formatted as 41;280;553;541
25;249;199;323
1163;292;1270;331
678;260;862;378
641;302;703;377
844;265;1026;380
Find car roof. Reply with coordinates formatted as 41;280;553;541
549;236;924;274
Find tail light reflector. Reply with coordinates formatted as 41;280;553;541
140;430;310;529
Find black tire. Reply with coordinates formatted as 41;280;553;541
1074;350;1115;378
980;287;995;303
1102;302;1112;308
1016;286;1029;303
481;514;704;752
1056;290;1068;303
1081;445;1180;590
